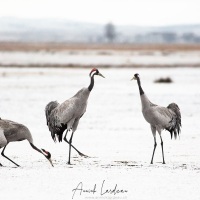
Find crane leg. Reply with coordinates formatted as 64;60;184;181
0;152;2;166
67;132;74;165
150;137;157;164
160;135;165;164
0;147;2;166
1;144;20;167
64;131;88;158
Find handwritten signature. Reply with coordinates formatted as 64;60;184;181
72;180;128;199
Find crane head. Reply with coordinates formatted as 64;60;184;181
131;73;139;80
41;149;54;167
90;68;105;78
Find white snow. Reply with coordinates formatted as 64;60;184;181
0;51;200;66
0;67;200;200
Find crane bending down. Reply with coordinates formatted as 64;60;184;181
132;73;181;164
45;68;105;164
0;118;53;167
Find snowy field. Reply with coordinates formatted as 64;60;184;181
0;67;200;200
0;50;200;67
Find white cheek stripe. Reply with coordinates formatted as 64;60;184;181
90;71;96;77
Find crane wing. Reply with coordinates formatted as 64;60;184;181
46;98;83;142
147;106;173;127
45;88;89;142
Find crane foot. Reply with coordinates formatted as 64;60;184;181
79;152;89;158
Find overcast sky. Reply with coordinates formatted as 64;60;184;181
0;0;200;26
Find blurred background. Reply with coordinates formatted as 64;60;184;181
0;0;200;68
1;3;200;200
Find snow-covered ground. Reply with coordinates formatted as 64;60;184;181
0;67;200;200
0;50;200;66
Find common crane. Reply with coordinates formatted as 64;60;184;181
0;118;53;167
45;68;105;164
132;73;181;164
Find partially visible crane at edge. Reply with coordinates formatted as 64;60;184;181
0;118;53;167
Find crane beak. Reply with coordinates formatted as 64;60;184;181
48;158;54;167
131;76;136;81
98;73;105;78
41;149;54;167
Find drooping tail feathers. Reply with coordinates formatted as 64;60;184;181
45;101;60;142
166;103;182;139
45;101;68;143
45;101;59;126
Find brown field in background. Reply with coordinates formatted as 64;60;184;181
0;42;200;52
0;42;200;68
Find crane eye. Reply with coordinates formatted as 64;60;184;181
134;73;139;78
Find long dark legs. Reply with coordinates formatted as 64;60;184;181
150;136;157;164
0;152;2;166
67;132;74;165
64;131;88;157
150;125;166;164
150;126;166;164
0;147;2;166
160;135;165;164
150;126;157;164
1;144;20;167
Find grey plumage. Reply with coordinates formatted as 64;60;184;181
45;101;59;126
132;73;182;164
166;103;181;139
0;119;53;167
45;68;105;164
45;88;89;143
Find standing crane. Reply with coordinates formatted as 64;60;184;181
45;68;105;164
0;118;53;167
132;73;181;164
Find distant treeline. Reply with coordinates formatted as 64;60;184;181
0;18;200;44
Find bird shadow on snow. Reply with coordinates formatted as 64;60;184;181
1;155;200;171
50;156;200;171
1;159;200;172
0;165;19;169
